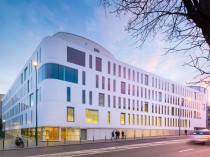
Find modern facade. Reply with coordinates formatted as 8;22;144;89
0;94;4;119
2;32;208;141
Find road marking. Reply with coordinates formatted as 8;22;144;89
27;139;189;157
179;149;193;153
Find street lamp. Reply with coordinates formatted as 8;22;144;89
33;61;38;146
179;97;191;136
2;120;5;139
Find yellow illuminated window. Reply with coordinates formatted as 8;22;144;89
208;113;210;117
120;113;125;125
107;111;111;124
67;107;74;122
158;117;162;126
128;114;130;125
137;115;139;125
132;114;135;125
86;109;98;124
145;102;148;112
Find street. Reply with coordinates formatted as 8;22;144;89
0;136;210;157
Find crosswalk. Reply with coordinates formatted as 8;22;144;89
27;139;190;157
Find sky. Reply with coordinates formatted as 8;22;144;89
0;0;209;99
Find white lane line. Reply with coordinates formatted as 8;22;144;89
179;149;193;153
27;139;189;157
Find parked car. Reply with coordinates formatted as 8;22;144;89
190;129;210;144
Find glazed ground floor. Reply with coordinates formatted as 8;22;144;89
5;127;192;141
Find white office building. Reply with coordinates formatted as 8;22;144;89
2;32;208;141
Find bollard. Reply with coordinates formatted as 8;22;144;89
93;137;94;143
3;139;5;150
47;139;49;146
105;136;106;143
80;137;81;144
27;139;29;147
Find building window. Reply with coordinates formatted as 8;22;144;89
108;78;111;91
121;113;125;125
86;109;98;124
96;57;102;72
108;61;111;74
113;80;116;92
89;55;92;68
113;96;116;108
121;82;126;94
67;87;71;102
99;93;105;106
29;93;34;107
67;107;74;122
132;114;135;125
38;63;78;84
145;102;148;112
118;97;121;109
67;46;85;67
158;92;162;102
158;117;162;126
133;70;135;81
108;95;110;107
128;69;131;80
107;111;111;124
118;65;121;77
123;67;126;79
96;75;99;88
102;76;105;89
82;90;86;104
82;71;86;85
113;63;116;76
128;114;130;125
145;74;149;85
89;91;92;105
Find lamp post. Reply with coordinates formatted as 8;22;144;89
33;61;38;146
179;98;184;136
2;120;5;139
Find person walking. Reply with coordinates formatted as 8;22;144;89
115;130;117;139
184;129;188;136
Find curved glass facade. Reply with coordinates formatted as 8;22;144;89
38;63;78;84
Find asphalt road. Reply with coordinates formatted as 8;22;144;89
1;136;210;157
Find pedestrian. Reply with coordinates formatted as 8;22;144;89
118;131;120;139
122;131;124;139
115;130;117;139
111;131;114;140
184;129;187;136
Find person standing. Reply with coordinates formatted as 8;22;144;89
111;131;114;140
122;131;124;139
184;129;188;136
115;130;117;139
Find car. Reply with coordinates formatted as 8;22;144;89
190;129;210;144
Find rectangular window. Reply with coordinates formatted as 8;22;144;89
145;102;148;112
121;113;125;125
29;93;34;107
121;82;126;94
107;111;111;124
82;71;86;85
118;97;121;109
113;96;116;108
141;73;143;84
96;57;102;71
137;72;139;83
145;74;149;85
113;63;116;76
67;107;74;122
67;87;71;102
96;75;99;88
31;111;33;123
99;93;105;106
102;76;105;89
123;67;126;79
132;114;135;125
133;70;135;81
89;91;92;105
86;109;98;124
108;61;111;74
82;90;86;104
158;92;162;102
128;114;130;125
89;55;92;68
158;117;162;126
67;46;85;67
118;65;121;77
108;95;110;107
137;115;139;125
128;69;131;80
108;78;111;91
113;80;116;92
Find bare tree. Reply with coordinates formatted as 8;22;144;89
100;0;210;85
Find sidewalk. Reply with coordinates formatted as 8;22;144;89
0;135;189;151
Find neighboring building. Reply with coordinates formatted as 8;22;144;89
206;102;210;129
2;32;208;141
0;94;4;119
